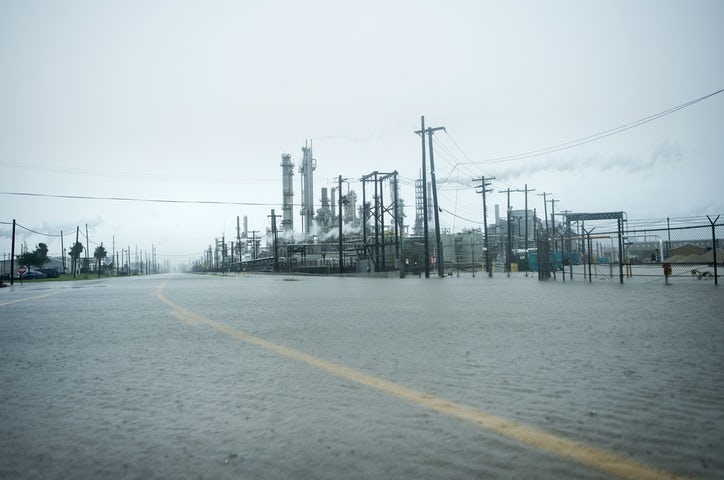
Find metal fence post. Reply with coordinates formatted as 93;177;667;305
707;215;720;286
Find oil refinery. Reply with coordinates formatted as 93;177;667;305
194;141;409;275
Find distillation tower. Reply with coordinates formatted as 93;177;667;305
299;143;316;234
280;153;294;232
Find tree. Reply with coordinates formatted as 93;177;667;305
94;244;107;278
17;243;49;269
69;241;84;277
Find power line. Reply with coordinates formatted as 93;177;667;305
434;134;479;179
0;191;279;207
14;223;71;237
433;135;489;192
442;131;514;189
439;207;482;225
463;88;724;165
0;160;278;185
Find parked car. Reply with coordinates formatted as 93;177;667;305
38;267;59;278
23;271;47;280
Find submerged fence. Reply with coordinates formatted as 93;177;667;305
533;215;722;286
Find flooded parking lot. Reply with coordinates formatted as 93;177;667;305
1;273;723;479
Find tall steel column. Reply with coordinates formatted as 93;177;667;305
299;143;316;235
280;153;294;232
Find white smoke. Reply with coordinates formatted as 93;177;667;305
495;140;682;181
277;221;362;243
317;222;362;242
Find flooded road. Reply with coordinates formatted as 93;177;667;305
1;273;723;479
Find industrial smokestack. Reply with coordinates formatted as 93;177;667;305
331;187;337;220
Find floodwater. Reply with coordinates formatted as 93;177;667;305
1;273;723;479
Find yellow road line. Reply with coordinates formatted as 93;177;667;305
0;289;72;307
155;282;684;480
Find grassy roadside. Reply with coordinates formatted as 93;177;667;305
3;273;102;284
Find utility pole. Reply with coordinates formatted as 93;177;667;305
556;207;571;280
523;184;535;275
10;219;16;285
85;224;89;274
499;187;526;275
415;119;446;278
426;125;446;278
74;227;80;278
338;175;347;274
499;188;512;276
415;116;430;278
60;230;65;274
268;210;280;271
236;216;242;261
473;176;495;277
549;198;560;238
538;192;552;237
582;226;595;283
549;200;561;277
97;242;103;278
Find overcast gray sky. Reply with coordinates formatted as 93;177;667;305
2;0;723;265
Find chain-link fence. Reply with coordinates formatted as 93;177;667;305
531;215;722;285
